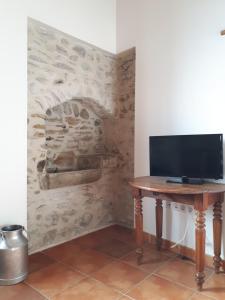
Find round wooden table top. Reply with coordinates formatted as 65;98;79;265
129;176;225;195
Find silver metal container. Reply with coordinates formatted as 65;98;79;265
0;225;28;285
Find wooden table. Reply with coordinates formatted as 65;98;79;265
129;176;225;291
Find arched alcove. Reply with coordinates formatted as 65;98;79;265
37;97;117;189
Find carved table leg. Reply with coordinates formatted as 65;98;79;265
213;197;224;273
134;189;143;265
195;210;206;291
156;199;163;251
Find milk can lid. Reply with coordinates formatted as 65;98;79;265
1;225;23;232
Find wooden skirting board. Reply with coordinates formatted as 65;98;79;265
143;231;225;271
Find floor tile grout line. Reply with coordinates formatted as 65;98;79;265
150;256;216;292
116;248;139;260
117;290;134;300
35;243;175;280
28;228;221;300
40;244;185;267
152;273;199;292
121;262;172;296
53;255;112;277
87;273;130;296
50;253;148;300
154;265;220;300
48;272;127;300
118;241;223;296
87;247;135;262
102;246;176;278
40;240;127;265
185;290;196;300
36;232;178;271
29;252;59;274
31;255;90;279
39;251;133;276
151;273;214;300
204;268;217;284
59;261;92;278
174;255;215;272
84;258;165;297
30;245;147;296
118;251;174;273
188;288;218;300
116;242;178;262
153;251;223;299
38;245;120;277
56;255;132;281
145;254;178;274
193;270;220;300
33;227;194;263
121;255;179;296
187;291;217;300
24;281;50;300
47;275;88;299
118;293;136;300
91;239;137;259
24;267;216;300
116;255;220;300
30;274;85;300
40;250;57;257
123;260;187;298
124;271;155;295
27;261;89;300
37;226;135;257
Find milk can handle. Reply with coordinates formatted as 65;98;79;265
0;230;4;240
23;226;28;238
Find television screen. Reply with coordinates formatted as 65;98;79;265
150;134;223;180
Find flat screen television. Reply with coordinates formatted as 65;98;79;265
149;134;223;184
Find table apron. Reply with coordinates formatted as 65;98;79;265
139;190;223;207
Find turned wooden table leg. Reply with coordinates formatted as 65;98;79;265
156;199;163;251
213;196;224;273
134;189;143;265
195;210;206;291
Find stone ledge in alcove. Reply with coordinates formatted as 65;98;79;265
39;168;102;190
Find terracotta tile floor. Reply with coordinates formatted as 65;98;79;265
0;225;225;300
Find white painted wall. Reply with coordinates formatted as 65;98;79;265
0;0;116;228
117;0;225;256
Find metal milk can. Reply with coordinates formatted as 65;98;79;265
0;225;28;285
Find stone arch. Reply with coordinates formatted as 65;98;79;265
35;97;116;189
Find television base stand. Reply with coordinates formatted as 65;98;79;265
166;176;204;185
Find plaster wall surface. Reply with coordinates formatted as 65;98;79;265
117;0;225;257
0;0;116;229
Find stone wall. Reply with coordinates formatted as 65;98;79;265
28;18;135;253
113;49;135;227
44;98;112;173
45;99;105;165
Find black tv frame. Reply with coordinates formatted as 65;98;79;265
149;134;223;185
